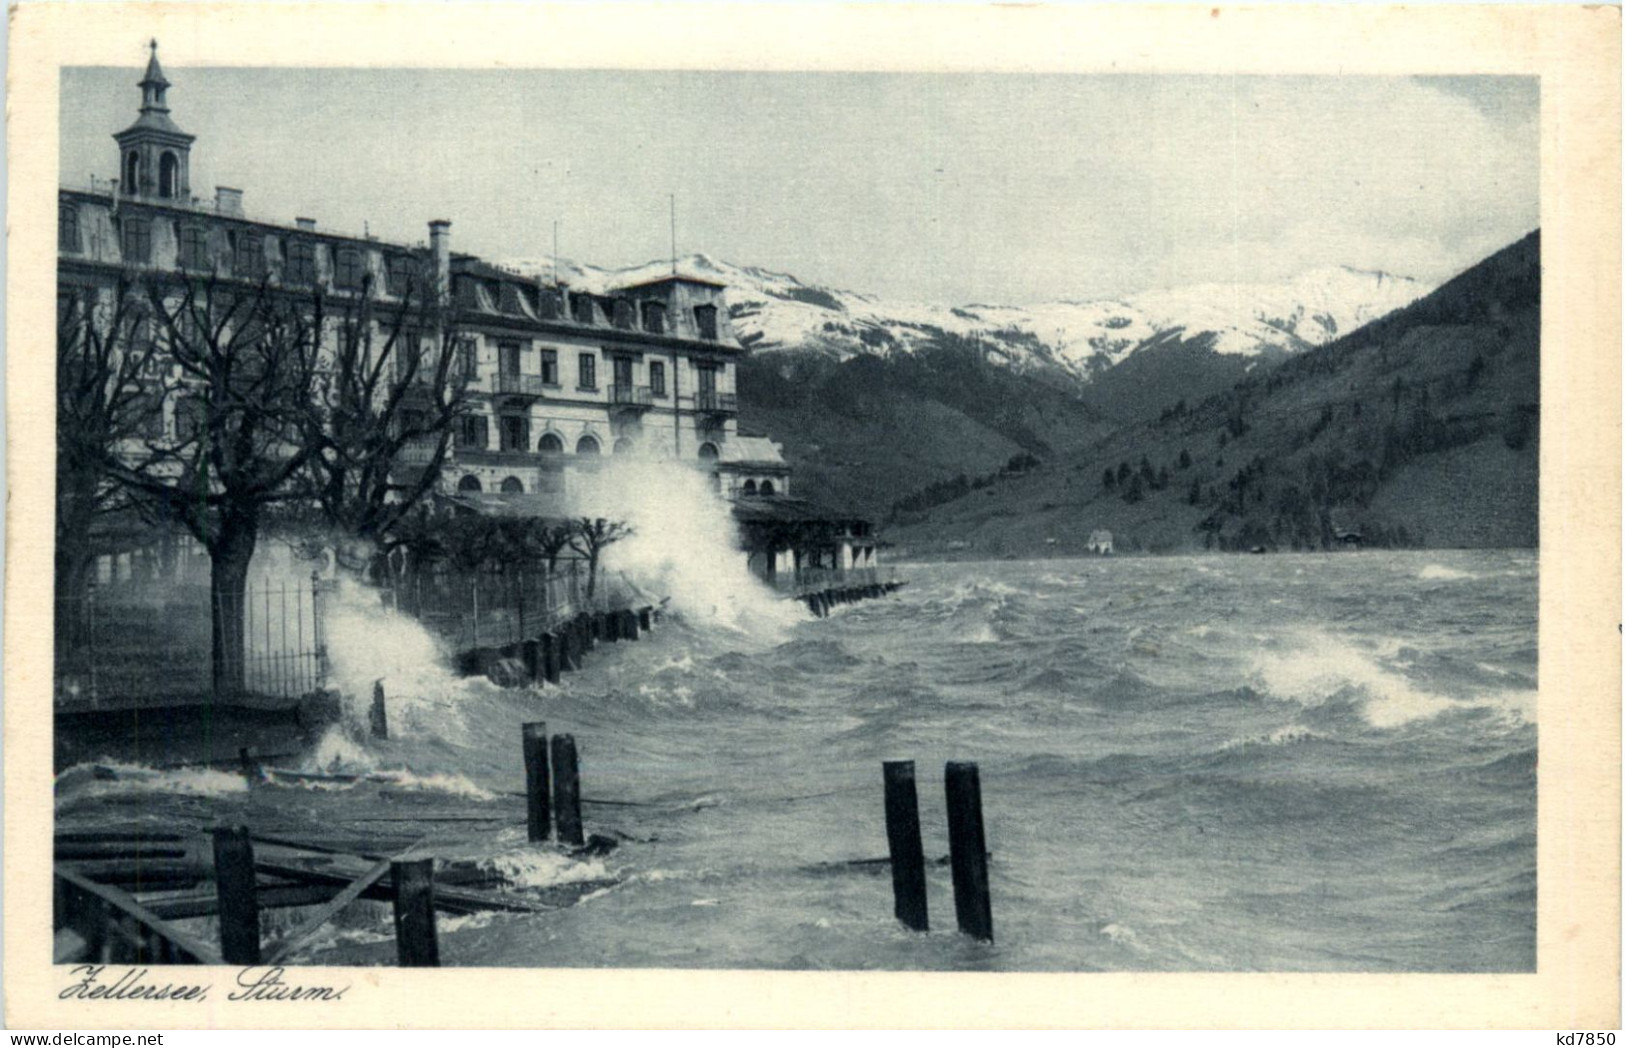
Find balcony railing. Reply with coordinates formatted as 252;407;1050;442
396;438;443;466
495;373;547;396
610;384;653;408
695;391;737;414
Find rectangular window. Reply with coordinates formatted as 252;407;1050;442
458;338;479;380
178;226;209;271
498;341;521;378
387;255;416;297
540;349;559;386
649;361;666;397
612;300;635;329
175;395;208;443
59;205;81;253
571;294;595;325
334;247;364;290
286;239;316;285
458;414;489;450
120;217;152;264
694;304;719;340
642;302;666;335
234;232;266;279
577;353;597;390
697;362;718;397
394;331;423;382
613;356;634;389
499;414;529;452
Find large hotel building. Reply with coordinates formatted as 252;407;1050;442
59;46;801;516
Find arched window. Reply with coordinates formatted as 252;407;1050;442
500;476;524;493
698;441;719;461
742;480;758;496
539;432;563;455
613;437;634;455
457;474;483;493
759;480;775;496
159;152;179;198
575;435;600;456
124;151;140;194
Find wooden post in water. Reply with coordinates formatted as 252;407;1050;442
521;639;542;683
238;747;264;786
523;722;551;842
541;632;562;683
391;859;440;967
212;826;261;964
944;761;993;942
370;680;389;739
882;761;930;932
551;734;584;846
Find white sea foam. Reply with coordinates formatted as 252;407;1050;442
1419;564;1474;581
569;458;806;639
1251;632;1534;729
483;848;613;888
55;762;249;801
370;769;499;801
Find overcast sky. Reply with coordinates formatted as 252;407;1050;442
61;66;1538;304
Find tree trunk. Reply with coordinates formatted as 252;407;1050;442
585;550;599;600
209;522;257;699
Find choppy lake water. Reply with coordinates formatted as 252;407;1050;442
58;549;1537;971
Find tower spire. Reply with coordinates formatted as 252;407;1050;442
139;39;171;113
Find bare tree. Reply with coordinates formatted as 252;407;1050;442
55;281;165;649
302;268;468;577
93;276;323;696
568;517;633;600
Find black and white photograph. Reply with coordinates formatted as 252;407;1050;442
9;0;1620;1031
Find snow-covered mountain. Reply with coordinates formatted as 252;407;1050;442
500;252;1429;383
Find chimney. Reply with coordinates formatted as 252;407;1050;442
214;187;244;217
295;217;316;231
428;219;452;303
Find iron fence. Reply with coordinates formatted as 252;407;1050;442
54;575;329;708
379;559;650;652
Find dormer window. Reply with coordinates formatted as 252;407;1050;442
387;255;416;297
611;300;635;329
694;303;718;340
233;232;266;279
642;301;666;334
120;217;152;264
286;239;316;286
334;247;364;290
571;293;595;325
178;225;209;271
59;205;81;253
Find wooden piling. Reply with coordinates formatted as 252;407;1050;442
541;632;562;684
944;761;993;942
211;826;262;964
391;859;440;967
521;639;542;683
238;747;264;786
370;680;389;739
522;722;551;842
551;734;584;846
882;761;930;932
